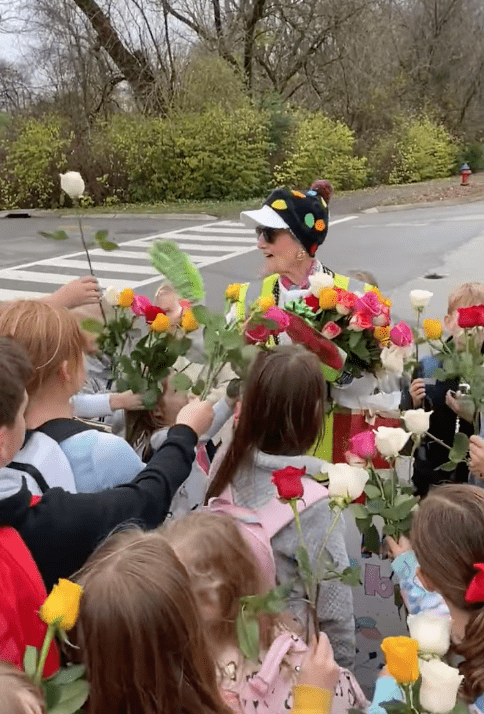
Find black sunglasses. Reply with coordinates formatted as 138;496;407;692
255;226;278;243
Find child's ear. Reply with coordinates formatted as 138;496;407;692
443;314;451;330
58;360;71;383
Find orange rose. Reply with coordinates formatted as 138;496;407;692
319;288;339;310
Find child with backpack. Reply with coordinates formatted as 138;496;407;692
206;345;356;670
371;484;484;713
162;511;367;714
0;300;144;495
74;526;340;714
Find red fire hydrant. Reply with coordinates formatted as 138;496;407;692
461;163;472;186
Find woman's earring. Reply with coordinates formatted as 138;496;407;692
296;249;306;262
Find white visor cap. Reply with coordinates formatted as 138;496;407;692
240;205;290;231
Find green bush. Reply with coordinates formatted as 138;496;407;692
456;142;484;172
274;112;368;190
368;116;457;185
0;115;70;209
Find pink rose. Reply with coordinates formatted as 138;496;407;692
321;321;342;339
264;306;290;333
390;321;413;347
131;294;153;316
356;292;383;317
348;312;373;331
373;305;390;327
245;323;271;343
348;431;377;460
336;290;357;315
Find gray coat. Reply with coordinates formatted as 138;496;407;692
216;449;356;670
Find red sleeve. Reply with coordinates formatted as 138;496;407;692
0;527;59;677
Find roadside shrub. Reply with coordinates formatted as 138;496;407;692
368;115;457;185
456;142;484;172
274;112;369;190
0;115;70;209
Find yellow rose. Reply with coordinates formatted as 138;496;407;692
226;283;241;302
374;325;391;344
367;286;392;307
39;579;83;631
423;318;443;340
381;637;419;684
151;313;171;332
181;309;199;332
319;288;339;310
258;295;276;312
118;288;134;308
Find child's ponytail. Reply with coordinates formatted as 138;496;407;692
456;609;484;700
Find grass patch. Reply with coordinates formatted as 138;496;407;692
49;197;265;220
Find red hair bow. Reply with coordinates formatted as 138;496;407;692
465;563;484;603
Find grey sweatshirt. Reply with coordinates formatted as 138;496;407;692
212;449;356;670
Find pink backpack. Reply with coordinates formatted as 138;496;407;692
205;480;368;714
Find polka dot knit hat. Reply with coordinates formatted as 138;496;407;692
240;184;329;257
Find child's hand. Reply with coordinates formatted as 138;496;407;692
45;276;101;309
297;633;339;692
386;535;412;560
410;378;426;408
109;391;145;412
176;399;214;436
469;435;484;478
445;390;475;423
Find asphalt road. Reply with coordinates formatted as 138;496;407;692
1;201;484;316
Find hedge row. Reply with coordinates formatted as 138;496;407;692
0;108;461;209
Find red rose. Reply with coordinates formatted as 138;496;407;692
321;321;342;339
245;323;271;343
457;305;484;328
272;466;306;501
305;294;320;312
144;305;165;323
348;312;373;331
352;492;367;505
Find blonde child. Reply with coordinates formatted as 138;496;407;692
74;526;338;714
371;484;484;713
162;511;366;714
402;282;484;496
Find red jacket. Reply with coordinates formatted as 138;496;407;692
0;526;59;677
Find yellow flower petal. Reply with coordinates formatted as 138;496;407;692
381;637;419;684
151;313;171;332
181;309;199;332
118;288;134;308
225;283;241;302
373;325;391;344
423;318;443;340
319;288;338;310
257;295;276;312
39;579;83;631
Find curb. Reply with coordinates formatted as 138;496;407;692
360;194;484;214
0;211;217;221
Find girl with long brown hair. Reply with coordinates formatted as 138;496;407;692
205;345;355;669
373;484;484;712
74;528;234;714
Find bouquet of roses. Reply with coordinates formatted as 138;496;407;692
283;274;393;379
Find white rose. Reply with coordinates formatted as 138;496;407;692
308;272;334;296
327;463;369;501
419;658;463;714
380;345;405;375
374;426;410;458
402;409;433;435
407;613;451;655
60;171;85;199
410;289;433;311
103;286;120;306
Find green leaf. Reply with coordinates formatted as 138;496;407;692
439;461;456;472
348;330;363;349
380;701;407;714
449;432;469;462
49;665;86;686
339;565;362;587
364;525;381;554
354;515;372;534
47;679;90;714
235;609;260;661
171;372;193;391
80;318;103;334
149;240;205;303
94;229;109;242
366;497;385;514
23;645;38;678
97;238;118;251
364;484;382;500
350;503;369;519
39;230;69;241
192;378;205;396
142;387;160;410
191;305;212;325
431;367;448;380
295;545;313;582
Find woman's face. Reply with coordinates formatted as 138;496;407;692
257;228;301;277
